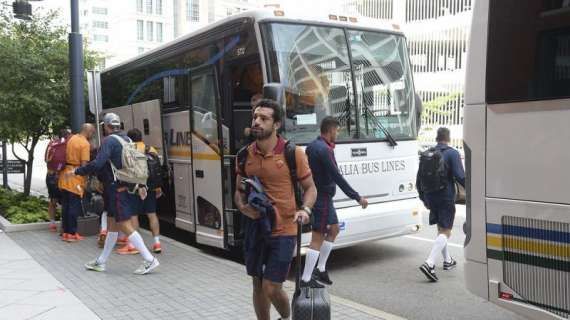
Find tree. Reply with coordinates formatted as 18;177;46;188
0;8;100;196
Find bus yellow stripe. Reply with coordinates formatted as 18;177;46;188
487;234;570;258
168;149;221;160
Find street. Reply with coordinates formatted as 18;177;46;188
4;148;525;320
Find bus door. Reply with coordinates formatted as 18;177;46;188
189;65;225;248
131;99;164;160
222;60;262;247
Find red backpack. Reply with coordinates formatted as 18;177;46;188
46;138;68;172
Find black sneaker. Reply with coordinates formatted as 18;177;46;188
300;278;324;288
443;258;457;271
312;269;333;285
419;262;438;282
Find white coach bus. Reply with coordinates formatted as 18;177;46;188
98;9;422;251
463;0;569;319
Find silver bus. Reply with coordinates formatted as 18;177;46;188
99;9;423;252
463;0;570;319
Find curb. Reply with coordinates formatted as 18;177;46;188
0;214;58;233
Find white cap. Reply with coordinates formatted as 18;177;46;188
101;113;121;127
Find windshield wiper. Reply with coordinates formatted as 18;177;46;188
360;83;398;147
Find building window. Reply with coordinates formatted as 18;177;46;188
93;21;108;29
187;0;199;22
138;47;144;54
137;20;144;40
92;7;107;15
156;22;163;42
147;21;153;41
136;0;143;12
146;0;153;14
93;34;109;42
156;0;162;15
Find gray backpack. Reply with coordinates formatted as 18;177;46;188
109;135;148;186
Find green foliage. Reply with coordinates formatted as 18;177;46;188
421;91;462;123
0;7;101;196
0;188;59;224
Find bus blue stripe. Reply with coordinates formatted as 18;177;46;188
487;223;570;244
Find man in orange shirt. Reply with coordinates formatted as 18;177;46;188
58;123;96;242
234;99;317;320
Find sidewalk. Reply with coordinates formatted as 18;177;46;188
2;229;394;320
0;231;99;320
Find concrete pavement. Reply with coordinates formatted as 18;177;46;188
3;228;398;320
0;231;99;320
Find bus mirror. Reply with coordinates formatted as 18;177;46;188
263;83;285;107
415;93;423;132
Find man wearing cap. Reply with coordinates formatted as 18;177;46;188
72;113;159;275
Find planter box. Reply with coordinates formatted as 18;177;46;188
0;213;99;235
0;215;58;233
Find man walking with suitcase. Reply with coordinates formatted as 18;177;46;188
301;117;368;287
234;99;317;320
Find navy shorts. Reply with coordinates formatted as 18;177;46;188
245;236;296;283
45;173;60;200
311;195;338;233
428;199;456;229
103;183;140;223
138;190;157;215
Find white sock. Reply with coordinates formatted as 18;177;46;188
100;211;107;231
154;236;160;244
317;241;333;272
50;219;55;224
426;234;447;267
128;231;154;262
96;231;118;264
302;249;320;282
442;242;452;263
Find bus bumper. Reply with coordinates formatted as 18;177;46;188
301;197;421;249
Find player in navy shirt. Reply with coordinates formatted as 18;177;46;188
301;116;368;287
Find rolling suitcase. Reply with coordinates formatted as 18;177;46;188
292;219;331;320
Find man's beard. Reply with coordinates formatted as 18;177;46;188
251;127;273;140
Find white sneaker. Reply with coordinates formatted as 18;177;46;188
134;258;159;275
85;259;106;272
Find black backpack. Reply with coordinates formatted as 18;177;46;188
237;140;302;208
145;145;165;189
417;147;449;193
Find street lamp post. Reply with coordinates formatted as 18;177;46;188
69;0;84;133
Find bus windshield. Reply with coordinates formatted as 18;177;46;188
263;22;418;144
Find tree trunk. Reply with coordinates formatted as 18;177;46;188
22;136;39;197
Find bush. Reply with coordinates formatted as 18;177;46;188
0;188;60;224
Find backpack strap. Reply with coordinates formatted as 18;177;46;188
236;144;250;178
284;141;302;209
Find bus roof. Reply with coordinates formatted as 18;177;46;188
103;9;402;74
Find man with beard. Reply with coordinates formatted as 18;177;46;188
234;99;317;320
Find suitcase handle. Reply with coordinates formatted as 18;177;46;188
295;217;302;296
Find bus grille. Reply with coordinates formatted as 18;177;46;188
501;216;570;318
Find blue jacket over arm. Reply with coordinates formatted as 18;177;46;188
75;132;128;185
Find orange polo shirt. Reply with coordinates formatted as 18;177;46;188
58;134;90;197
237;137;312;236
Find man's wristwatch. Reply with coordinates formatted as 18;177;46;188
302;206;312;216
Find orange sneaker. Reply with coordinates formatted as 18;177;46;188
152;242;162;254
61;233;77;242
116;244;139;255
48;223;57;232
97;230;107;248
116;236;129;246
73;233;85;241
